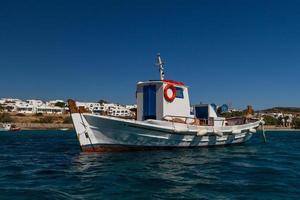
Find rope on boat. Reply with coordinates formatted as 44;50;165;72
261;123;267;143
78;111;96;151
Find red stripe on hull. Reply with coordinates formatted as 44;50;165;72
80;142;246;153
81;145;176;153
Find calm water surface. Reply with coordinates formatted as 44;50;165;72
0;130;299;200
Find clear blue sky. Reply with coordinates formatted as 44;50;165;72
1;0;299;109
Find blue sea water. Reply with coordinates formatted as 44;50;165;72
0;130;299;200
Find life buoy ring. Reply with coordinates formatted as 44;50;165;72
164;84;176;102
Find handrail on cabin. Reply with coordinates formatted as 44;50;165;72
163;115;196;120
162;115;230;126
162;115;209;126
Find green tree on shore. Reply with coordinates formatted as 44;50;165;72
284;116;290;127
263;115;278;125
277;116;284;126
55;102;66;108
220;111;244;118
292;118;300;129
98;99;109;105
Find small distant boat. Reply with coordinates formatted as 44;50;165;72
60;128;69;131
10;124;21;131
68;54;265;152
0;123;21;132
0;123;11;131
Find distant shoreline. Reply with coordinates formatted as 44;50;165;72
15;123;300;131
264;128;300;132
262;125;300;132
3;112;300;131
1;112;74;130
15;123;74;131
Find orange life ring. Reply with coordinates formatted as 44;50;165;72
164;84;176;102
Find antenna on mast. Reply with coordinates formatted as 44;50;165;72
156;53;165;80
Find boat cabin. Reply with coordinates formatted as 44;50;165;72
136;54;226;126
194;104;226;126
136;80;192;121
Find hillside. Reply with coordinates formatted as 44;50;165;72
261;107;300;114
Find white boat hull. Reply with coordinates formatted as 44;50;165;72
0;124;11;132
71;113;261;152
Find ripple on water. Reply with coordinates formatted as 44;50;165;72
0;131;299;199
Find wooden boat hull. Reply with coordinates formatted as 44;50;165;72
71;113;259;152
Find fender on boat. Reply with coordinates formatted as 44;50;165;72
232;129;242;134
249;128;257;133
197;129;208;136
173;127;189;133
213;131;223;137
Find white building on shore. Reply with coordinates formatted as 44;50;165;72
76;101;136;118
1;97;136;117
0;98;66;114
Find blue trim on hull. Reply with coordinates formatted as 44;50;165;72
81;138;251;152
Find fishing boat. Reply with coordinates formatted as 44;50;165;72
68;54;265;152
0;123;11;131
9;124;21;131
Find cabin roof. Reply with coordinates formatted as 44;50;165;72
137;79;185;86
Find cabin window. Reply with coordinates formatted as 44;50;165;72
176;87;184;99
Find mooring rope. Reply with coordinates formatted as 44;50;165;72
78;111;96;151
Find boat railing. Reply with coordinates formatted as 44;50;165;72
225;117;259;126
162;115;193;131
163;115;240;127
162;115;210;131
162;115;196;123
162;115;258;129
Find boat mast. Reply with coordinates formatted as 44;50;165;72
156;53;165;80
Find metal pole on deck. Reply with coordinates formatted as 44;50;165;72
156;53;165;80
